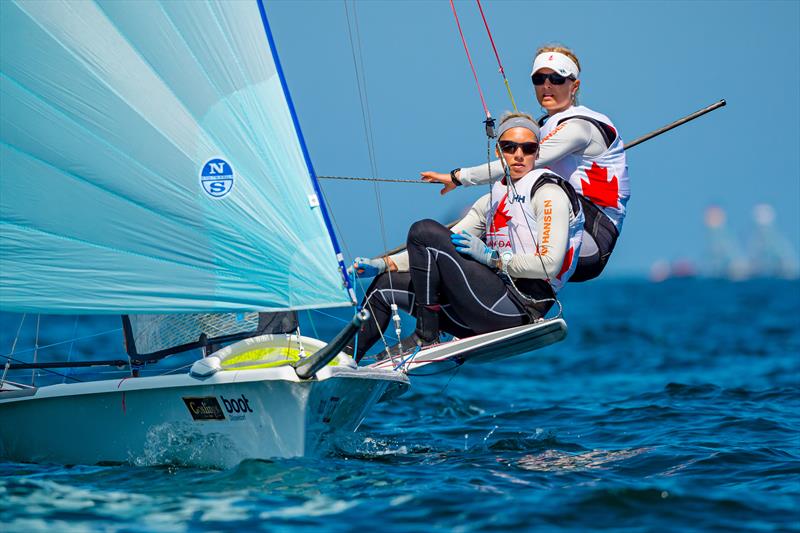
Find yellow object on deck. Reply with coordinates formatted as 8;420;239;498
220;346;341;371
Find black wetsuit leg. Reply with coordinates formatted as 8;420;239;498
406;219;543;335
350;272;474;362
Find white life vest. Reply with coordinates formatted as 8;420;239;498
539;105;630;230
485;169;584;292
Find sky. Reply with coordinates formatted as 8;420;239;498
266;0;799;277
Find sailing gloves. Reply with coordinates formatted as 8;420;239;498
349;257;387;278
451;231;498;268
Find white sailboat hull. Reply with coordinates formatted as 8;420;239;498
0;365;408;468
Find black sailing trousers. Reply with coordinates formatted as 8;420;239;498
352;219;553;361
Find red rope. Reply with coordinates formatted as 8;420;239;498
449;0;491;119
476;0;502;75
475;0;518;111
118;376;130;414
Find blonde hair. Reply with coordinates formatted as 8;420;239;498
535;44;581;104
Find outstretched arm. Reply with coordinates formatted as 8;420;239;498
420;160;505;194
420;119;603;194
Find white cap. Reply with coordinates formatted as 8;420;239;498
531;51;579;79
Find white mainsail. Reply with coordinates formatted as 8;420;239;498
0;0;350;314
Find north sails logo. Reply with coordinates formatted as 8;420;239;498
200;158;234;198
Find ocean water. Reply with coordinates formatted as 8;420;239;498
1;279;798;532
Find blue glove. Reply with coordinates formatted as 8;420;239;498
348;257;387;278
450;231;497;267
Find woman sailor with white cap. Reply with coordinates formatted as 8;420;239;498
346;113;583;361
422;45;629;281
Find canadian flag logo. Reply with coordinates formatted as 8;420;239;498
490;195;512;233
580;162;619;208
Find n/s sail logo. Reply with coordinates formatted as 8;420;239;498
200;158;234;199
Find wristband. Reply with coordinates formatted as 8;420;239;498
450;168;462;186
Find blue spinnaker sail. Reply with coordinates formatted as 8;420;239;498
0;0;350;313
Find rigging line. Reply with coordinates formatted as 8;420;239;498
8;313;27;359
449;0;491;119
305;310;320;340
318;175;432;184
475;0;517;112
0;352;84;383
342;0;397;357
2;313;27;387
64;315;80;384
31;314;41;386
0;327;123;358
346;1;395;282
352;3;380;178
0;313;28;388
157;362;194;376
317;181;391;351
342;3;385;232
439;364;461;388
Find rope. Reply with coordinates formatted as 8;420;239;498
7;313;26;360
0;326;123;358
449;0;491;120
31;314;40;386
318;175;432;184
343;0;397;359
305;310;320;339
0;352;84;384
475;0;517;112
63;315;80;384
394;345;421;372
315;182;393;353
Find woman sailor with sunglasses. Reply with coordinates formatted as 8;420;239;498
346;113;584;361
422;45;629;281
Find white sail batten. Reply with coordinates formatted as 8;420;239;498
0;0;349;313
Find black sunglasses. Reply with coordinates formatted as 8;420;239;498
531;72;574;86
499;140;539;155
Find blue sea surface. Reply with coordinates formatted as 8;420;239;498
1;280;799;531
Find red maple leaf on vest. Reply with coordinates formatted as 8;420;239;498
490;194;512;233
580;162;618;208
556;246;574;280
